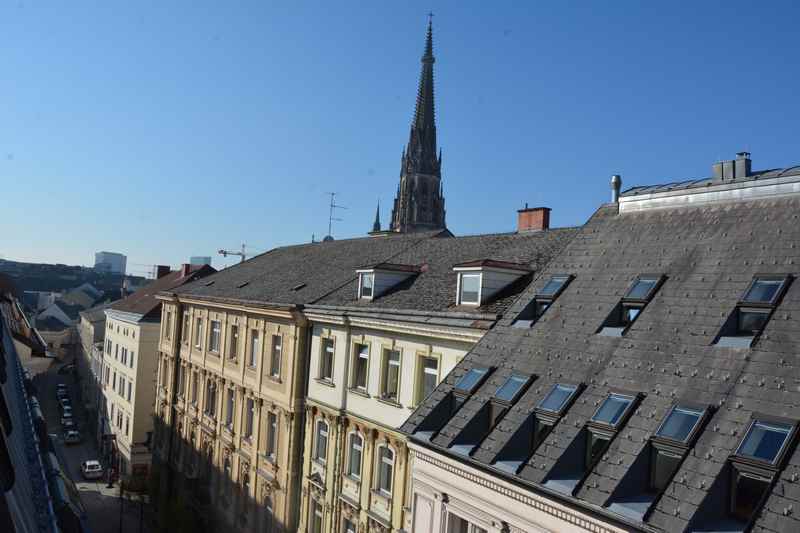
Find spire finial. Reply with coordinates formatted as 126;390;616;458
423;13;434;61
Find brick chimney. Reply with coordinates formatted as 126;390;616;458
155;265;171;279
180;263;192;278
517;205;550;232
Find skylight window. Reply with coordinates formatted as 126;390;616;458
494;374;529;403
598;275;664;337
454;367;488;394
655;405;704;443
538;383;578;414
512;275;573;328
591;393;634;427
715;275;791;348
735;420;793;464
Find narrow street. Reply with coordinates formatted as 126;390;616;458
33;359;152;533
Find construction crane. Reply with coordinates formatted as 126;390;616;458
218;244;249;263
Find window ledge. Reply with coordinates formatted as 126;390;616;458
345;473;361;484
312;458;327;468
245;365;257;373
349;388;370;398
259;453;278;465
376;397;402;409
370;488;393;501
314;378;336;388
208;351;220;358
267;376;282;384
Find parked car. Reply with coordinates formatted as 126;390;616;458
61;405;73;419
81;460;103;480
62;418;76;430
59;398;71;411
60;412;73;426
56;383;68;391
64;430;82;445
56;389;68;401
57;364;75;375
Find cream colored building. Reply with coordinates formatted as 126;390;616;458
297;227;576;533
99;265;213;478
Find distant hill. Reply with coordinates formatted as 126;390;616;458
0;258;148;294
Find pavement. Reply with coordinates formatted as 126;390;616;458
31;358;153;533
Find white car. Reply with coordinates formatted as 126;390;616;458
81;460;103;480
60;412;73;426
64;430;82;445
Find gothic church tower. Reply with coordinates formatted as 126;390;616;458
389;19;446;233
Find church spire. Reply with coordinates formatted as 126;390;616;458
372;201;381;232
389;16;447;234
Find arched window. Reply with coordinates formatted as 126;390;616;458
347;432;363;479
376;445;395;496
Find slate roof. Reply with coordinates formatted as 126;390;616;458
402;189;800;532
314;229;578;315
79;301;113;323
173;231;448;306
111;265;215;319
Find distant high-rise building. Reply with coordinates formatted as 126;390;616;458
190;255;212;266
94;251;127;274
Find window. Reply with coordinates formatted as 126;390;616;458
115;344;118;360
205;380;216;417
194;318;203;348
164;311;172;340
106;339;112;354
343;518;356;533
417;356;439;403
717;275;791;348
655;405;704;443
598;275;664;336
538;383;579;413
352;344;369;392
458;273;481;305
735;420;793;464
225;388;235;427
244;398;254;438
591;393;634;427
347;433;363;479
447;513;487;533
121;347;127;366
309;500;323;533
728;418;796;523
191;372;198;404
376;446;394;495
359;272;375;299
381;349;401;402
182;314;189;343
319;338;334;381
209;320;221;353
270;335;282;378
127;382;132;402
248;330;259;368
494;374;529;403
454;367;488;394
266;412;278;459
177;366;185;396
228;325;239;360
513;275;573;328
129;351;134;368
314;420;328;463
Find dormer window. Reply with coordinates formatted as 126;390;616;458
605;402;710;521
494;374;529;403
458;273;481;305
598;275;665;337
356;263;420;300
513;275;573;328
494;382;581;475
453;260;531;307
359;272;374;299
543;390;641;495
716;275;791;348
454;367;489;394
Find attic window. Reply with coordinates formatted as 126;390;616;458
359;272;374;299
494;382;581;475
458;273;481;305
605;403;710;520
715;275;791;348
598;275;665;337
455;367;489;394
727;417;797;524
494;374;529;403
512;275;573;328
591;393;634;428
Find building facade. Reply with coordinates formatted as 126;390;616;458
403;154;800;533
94;251;127;275
297;224;576;533
98;265;213;479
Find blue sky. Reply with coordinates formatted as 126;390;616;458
2;2;798;275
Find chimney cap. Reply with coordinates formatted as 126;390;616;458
736;151;751;159
517;205;551;213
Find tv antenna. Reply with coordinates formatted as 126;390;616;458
325;192;347;239
218;244;248;263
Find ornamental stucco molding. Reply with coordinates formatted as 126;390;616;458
410;448;623;533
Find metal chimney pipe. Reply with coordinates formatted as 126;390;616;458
611;175;622;203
